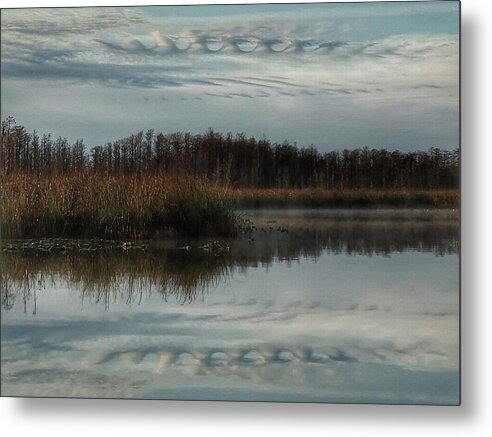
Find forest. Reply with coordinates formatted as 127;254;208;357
1;116;459;190
0;117;459;238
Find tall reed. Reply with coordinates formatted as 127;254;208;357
1;173;236;239
1;173;458;240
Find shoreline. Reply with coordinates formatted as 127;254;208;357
232;188;458;209
1;173;458;239
1;207;459;252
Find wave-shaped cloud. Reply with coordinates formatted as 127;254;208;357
1;3;458;101
94;32;431;57
1;302;458;401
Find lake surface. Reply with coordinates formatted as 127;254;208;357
1;209;460;404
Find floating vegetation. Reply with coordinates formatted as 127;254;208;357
1;211;459;311
2;238;148;253
198;241;230;256
2;238;234;258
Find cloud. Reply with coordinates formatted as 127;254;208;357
1;302;459;401
96;38;154;55
278;91;296;97
413;84;443;90
0;5;459;150
1;8;145;35
1;3;458;100
205;92;233;99
1;60;192;89
230;93;254;99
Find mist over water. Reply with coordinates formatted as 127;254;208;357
1;209;459;403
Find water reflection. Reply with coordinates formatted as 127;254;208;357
2;209;459;310
233;209;459;260
1;250;234;310
1;210;460;403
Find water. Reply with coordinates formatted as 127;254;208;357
1;209;460;404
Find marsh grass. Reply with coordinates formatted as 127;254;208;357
233;188;459;209
1;173;458;239
1;173;237;239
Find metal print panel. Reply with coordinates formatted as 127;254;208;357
0;1;460;404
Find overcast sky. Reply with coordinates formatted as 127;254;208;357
1;2;459;152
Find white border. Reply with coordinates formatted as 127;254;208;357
2;1;491;436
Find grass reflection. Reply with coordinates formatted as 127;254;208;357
1;249;235;310
1;211;459;310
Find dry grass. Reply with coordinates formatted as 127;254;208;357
1;173;236;239
1;173;458;239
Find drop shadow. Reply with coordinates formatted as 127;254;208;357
4;5;476;424
459;12;479;420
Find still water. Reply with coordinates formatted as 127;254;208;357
1;209;459;404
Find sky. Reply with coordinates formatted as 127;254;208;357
0;1;460;152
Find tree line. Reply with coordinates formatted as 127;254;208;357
1;116;459;189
